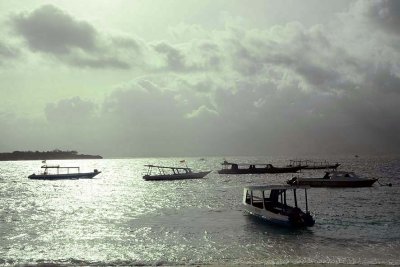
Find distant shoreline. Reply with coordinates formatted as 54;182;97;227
0;150;102;161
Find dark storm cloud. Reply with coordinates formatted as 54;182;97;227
153;41;223;72
153;42;187;71
68;56;131;69
8;5;224;72
10;5;132;69
12;5;97;54
111;36;142;50
190;41;222;70
365;66;400;94
363;0;400;35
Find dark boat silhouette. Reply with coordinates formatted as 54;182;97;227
287;160;340;170
218;161;302;174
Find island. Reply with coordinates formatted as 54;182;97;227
0;149;102;161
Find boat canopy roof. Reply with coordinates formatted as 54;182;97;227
244;185;310;191
290;159;339;165
144;164;191;171
222;161;269;166
41;165;79;169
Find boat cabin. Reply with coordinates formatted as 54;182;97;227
221;161;274;173
221;161;269;170
324;171;358;179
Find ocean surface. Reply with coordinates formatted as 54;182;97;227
0;155;399;266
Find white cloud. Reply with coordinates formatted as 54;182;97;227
185;105;218;119
0;40;19;59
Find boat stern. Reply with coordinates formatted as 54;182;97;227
289;209;315;227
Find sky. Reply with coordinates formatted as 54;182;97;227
0;0;400;157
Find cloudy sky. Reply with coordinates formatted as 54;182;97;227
0;0;399;157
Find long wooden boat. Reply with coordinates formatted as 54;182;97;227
287;171;377;187
143;165;211;181
218;161;302;174
243;185;315;228
287;160;340;170
28;165;101;180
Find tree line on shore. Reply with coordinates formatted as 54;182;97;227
0;149;102;161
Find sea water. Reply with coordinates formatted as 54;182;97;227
0;155;399;266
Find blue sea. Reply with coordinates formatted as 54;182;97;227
0;155;399;266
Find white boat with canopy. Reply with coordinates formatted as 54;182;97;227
143;165;211;181
243;185;315;227
287;171;377;187
28;164;100;180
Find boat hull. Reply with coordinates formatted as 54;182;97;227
243;204;314;228
218;166;301;174
143;171;211;181
28;171;101;180
288;178;377;187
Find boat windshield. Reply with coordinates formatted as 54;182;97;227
333;172;356;178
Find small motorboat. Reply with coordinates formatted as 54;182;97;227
28;164;101;180
287;171;377;187
143;165;211;181
243;185;315;228
218;161;302;174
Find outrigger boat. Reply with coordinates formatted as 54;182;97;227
28;164;101;180
287;171;377;187
287;160;340;170
218;161;302;174
143;165;211;181
243;185;315;228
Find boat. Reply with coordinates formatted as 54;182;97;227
28;164;101;180
243;185;315;227
218;161;302;174
143;165;211;181
287;171;377;187
287;160;340;170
